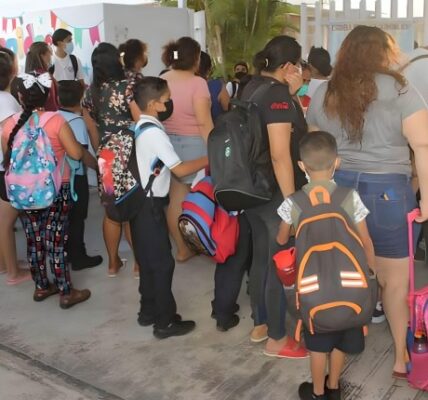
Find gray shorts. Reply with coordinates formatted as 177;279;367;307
168;134;207;184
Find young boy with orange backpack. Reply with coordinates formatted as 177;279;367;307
276;131;376;400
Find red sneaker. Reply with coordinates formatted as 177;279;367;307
263;337;309;359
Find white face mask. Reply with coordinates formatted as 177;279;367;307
65;42;74;55
303;162;338;183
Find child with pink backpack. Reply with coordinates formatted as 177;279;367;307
2;72;93;309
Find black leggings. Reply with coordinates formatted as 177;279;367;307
246;192;289;340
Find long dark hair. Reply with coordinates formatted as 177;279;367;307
91;42;125;89
90;42;125;116
3;73;50;169
253;35;301;74
0;48;15;91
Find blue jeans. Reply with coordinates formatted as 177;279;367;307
335;170;419;258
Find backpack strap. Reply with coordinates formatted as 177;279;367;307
231;81;238;98
289;189;312;211
248;81;276;104
70;54;79;79
330;185;353;208
400;54;428;71
134;121;165;196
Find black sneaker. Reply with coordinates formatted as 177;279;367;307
216;314;240;332
324;376;341;400
153;320;196;339
211;303;240;319
138;313;182;327
71;255;103;271
371;301;386;324
298;382;327;400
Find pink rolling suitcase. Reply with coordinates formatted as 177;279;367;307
407;209;428;391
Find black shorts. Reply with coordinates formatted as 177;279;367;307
304;326;365;354
0;171;9;202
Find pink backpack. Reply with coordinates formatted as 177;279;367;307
5;112;62;210
407;209;428;391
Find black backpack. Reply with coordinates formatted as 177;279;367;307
97;122;163;222
207;82;276;211
291;186;377;335
50;54;78;79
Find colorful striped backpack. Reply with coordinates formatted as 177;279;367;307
178;176;239;264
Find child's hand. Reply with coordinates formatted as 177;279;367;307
276;232;286;246
277;221;291;245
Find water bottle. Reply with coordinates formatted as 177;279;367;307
413;332;428;354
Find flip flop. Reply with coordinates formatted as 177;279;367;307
263;338;309;359
6;273;32;286
392;371;407;380
108;258;127;278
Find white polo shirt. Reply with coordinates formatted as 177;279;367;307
135;115;182;198
53;54;85;82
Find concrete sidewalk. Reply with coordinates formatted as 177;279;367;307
0;190;427;400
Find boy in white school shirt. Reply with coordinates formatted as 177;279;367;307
52;29;85;86
131;77;208;339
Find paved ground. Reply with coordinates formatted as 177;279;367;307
0;190;427;400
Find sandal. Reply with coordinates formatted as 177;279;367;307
108;258;127;277
392;370;407;380
33;284;59;302
7;272;32;286
263;337;309;359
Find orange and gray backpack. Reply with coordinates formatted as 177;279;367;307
290;185;377;336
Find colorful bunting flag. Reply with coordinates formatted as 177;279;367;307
89;26;101;45
50;11;57;29
74;27;83;48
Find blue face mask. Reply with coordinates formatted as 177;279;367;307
297;83;309;97
65;42;74;55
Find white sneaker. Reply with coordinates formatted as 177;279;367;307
372;301;386;324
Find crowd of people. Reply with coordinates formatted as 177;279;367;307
1;24;427;400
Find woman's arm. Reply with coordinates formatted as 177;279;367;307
218;84;230;112
403;109;428;222
82;108;100;151
193;97;214;142
267;122;295;198
58;122;83;161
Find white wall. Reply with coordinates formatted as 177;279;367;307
0;4;104;82
103;4;195;76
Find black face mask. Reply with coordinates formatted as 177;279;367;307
158;99;174;122
234;71;247;80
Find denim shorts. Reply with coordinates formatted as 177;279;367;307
334;170;419;258
168;134;206;184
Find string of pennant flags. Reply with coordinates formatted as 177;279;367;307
0;11;102;47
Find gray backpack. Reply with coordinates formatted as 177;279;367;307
291;185;377;335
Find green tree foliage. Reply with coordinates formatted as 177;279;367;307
159;0;298;78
